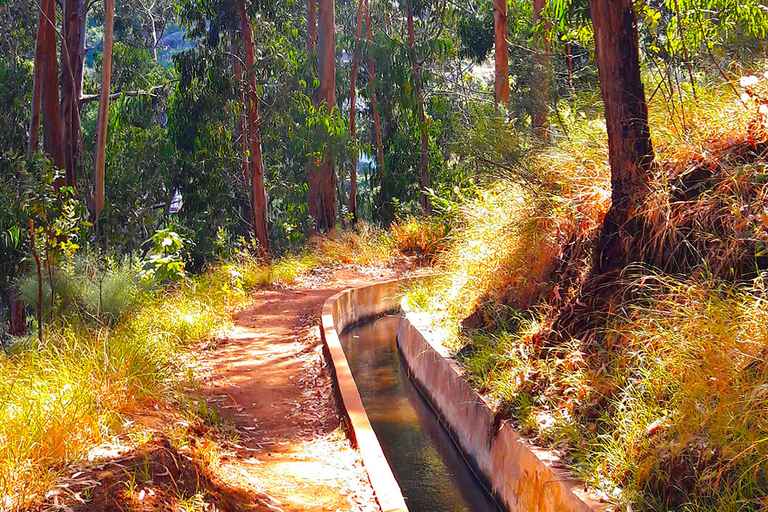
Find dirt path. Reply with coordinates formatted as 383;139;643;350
37;263;416;512
195;264;411;511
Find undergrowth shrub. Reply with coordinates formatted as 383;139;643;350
310;223;395;265
18;255;145;326
390;216;449;261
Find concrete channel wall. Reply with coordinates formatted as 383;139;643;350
397;301;609;512
320;279;410;512
321;278;607;512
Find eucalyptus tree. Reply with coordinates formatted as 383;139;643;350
309;0;337;232
29;0;66;181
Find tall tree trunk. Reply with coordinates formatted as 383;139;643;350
531;0;551;139
93;0;115;233
238;1;271;257
406;0;430;215
61;0;87;188
590;0;654;275
36;0;66;181
366;0;385;181
306;0;320;231
312;0;336;232
493;0;509;104
348;0;365;224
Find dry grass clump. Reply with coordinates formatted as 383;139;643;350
309;222;396;266
389;216;449;262
425;117;611;328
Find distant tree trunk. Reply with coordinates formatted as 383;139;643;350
238;1;271;257
9;296;27;336
531;0;551;139
366;0;385;181
27;44;42;156
307;0;317;53
230;34;249;184
311;0;337;232
406;0;431;215
590;0;655;275
348;0;365;224
36;0;66;181
61;0;87;188
493;0;509;104
93;0;115;232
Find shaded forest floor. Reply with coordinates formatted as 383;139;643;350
35;262;420;512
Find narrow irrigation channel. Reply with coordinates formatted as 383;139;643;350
340;314;502;512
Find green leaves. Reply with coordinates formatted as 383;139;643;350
140;228;188;282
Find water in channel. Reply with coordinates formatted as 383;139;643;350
339;314;501;512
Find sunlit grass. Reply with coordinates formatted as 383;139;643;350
0;275;229;510
0;225;419;510
418;80;768;510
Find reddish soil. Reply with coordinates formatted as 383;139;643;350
38;263;416;512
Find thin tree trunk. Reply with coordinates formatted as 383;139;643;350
36;0;66;181
313;0;336;232
306;0;320;231
531;0;551;139
366;0;385;181
307;0;317;53
28;43;42;156
238;1;271;257
590;0;654;273
348;0;365;224
61;0;87;188
30;220;43;345
406;0;430;215
230;34;250;184
93;0;115;233
493;0;509;104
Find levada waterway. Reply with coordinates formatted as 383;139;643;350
339;314;502;512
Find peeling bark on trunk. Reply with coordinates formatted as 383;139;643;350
531;0;551;140
238;1;271;257
406;0;430;215
493;0;509;104
61;0;87;188
93;0;115;232
36;0;66;182
348;0;365;224
311;0;337;232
